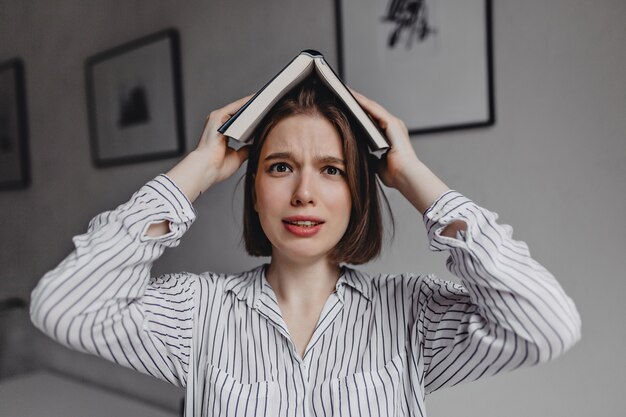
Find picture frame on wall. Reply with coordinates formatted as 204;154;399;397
85;28;185;167
0;58;30;190
336;0;495;135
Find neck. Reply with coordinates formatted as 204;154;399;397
266;254;341;307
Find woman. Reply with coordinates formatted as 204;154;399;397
30;80;581;417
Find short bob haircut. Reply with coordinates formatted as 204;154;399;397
243;76;390;265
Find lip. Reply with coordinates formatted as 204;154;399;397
282;216;325;237
282;215;325;223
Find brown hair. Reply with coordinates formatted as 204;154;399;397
242;77;391;265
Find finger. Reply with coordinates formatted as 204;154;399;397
348;88;394;125
348;86;360;96
208;94;255;128
236;144;250;164
223;145;250;174
348;86;374;105
219;94;255;117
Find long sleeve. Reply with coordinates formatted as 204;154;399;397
412;190;581;394
30;174;197;387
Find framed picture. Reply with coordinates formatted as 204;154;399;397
0;58;30;190
85;28;185;167
336;0;495;135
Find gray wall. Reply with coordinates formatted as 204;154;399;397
1;0;623;415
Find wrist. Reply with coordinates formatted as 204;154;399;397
187;149;221;190
392;159;450;214
388;156;424;192
166;150;218;203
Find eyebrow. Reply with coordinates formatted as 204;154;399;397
264;152;345;165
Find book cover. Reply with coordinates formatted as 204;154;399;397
218;50;390;157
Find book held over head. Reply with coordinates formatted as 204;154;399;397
218;50;391;157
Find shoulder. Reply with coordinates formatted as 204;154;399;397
153;265;264;286
343;266;467;301
197;264;267;302
342;265;431;301
147;265;266;307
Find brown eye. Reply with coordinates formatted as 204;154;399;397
268;162;292;173
323;166;344;176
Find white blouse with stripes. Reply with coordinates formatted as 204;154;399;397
30;174;581;417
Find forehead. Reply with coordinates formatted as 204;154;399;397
261;114;344;157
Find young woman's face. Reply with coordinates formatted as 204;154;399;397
254;113;352;264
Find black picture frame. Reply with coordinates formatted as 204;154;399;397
0;58;31;190
85;28;185;167
335;0;495;135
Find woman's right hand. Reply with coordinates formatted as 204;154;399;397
165;94;253;203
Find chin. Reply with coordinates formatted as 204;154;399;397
273;242;335;263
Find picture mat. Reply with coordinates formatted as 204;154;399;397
91;38;178;160
341;0;489;129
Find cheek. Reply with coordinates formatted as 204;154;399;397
254;179;286;214
325;184;352;219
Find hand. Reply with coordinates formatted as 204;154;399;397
349;88;420;189
192;94;254;187
350;88;453;214
165;94;253;202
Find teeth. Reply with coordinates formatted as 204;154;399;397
288;221;320;227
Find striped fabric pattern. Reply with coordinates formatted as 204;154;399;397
30;174;581;417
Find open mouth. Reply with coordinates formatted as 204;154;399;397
282;217;325;236
282;220;324;228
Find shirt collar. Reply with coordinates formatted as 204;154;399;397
335;265;373;302
223;264;373;308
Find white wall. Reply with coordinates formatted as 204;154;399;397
1;0;624;415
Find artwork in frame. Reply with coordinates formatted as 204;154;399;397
336;0;495;135
85;28;185;167
0;58;31;190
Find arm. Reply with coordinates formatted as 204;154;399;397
352;90;582;393
414;190;581;393
349;89;466;234
30;94;253;386
30;175;197;387
146;94;254;237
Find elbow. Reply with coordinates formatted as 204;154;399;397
29;308;47;336
534;315;582;364
559;314;583;357
29;283;65;342
553;304;583;360
29;296;72;347
29;286;50;336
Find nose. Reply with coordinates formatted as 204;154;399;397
291;170;316;207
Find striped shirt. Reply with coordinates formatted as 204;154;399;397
30;174;581;417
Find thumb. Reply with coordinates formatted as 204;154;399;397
235;145;250;166
222;145;251;177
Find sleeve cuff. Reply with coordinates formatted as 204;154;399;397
422;190;474;252
154;174;197;219
119;174;197;246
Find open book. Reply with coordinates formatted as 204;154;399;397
218;50;390;157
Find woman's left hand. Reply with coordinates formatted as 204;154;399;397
349;89;420;189
349;88;459;219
